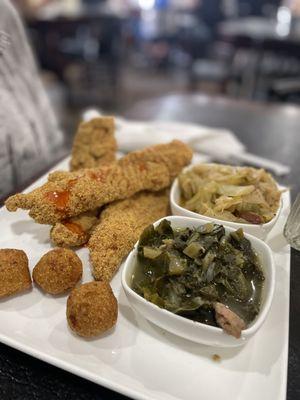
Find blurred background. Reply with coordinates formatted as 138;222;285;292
11;0;300;143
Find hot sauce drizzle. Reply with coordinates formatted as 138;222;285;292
45;178;78;211
45;190;70;211
63;221;84;235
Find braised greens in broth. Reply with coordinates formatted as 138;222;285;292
178;164;281;224
132;220;265;337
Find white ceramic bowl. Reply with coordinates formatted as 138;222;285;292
122;216;275;347
170;168;282;239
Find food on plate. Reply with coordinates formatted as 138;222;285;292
0;249;31;298
212;354;221;362
50;209;99;247
117;139;192;181
66;281;118;337
132;220;265;338
51;117;117;247
214;302;246;338
70;117;117;171
89;190;170;281
33;248;82;294
5;140;192;225
178;164;281;224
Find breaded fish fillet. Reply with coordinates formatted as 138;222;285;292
50;157;112;246
51;116;117;247
70;117;117;171
88;190;170;281
50;209;99;247
5;140;192;225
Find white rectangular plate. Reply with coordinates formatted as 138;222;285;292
0;158;290;400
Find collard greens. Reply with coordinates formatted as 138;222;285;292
132;220;264;334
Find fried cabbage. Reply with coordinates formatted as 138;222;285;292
178;164;281;224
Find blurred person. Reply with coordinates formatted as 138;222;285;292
0;0;63;199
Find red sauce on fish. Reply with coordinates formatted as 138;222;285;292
45;190;70;211
63;221;84;235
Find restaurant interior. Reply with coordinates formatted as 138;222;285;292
1;1;300;400
12;0;300;146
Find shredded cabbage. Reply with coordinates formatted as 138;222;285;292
179;164;281;224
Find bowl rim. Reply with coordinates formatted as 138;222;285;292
121;215;275;340
170;163;283;229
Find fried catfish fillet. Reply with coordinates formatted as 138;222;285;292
70;117;117;171
88;190;170;281
50;209;99;247
51;117;117;247
5;140;192;225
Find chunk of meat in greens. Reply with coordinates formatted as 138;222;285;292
214;302;246;339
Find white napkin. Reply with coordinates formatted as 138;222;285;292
83;109;290;176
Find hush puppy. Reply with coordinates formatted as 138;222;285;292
66;281;118;337
0;249;31;298
33;248;82;295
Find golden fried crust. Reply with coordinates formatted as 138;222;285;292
88;190;170;281
118;139;193;180
5;141;192;225
50;117;117;247
50;223;88;248
66;281;118;337
70;117;117;171
50;210;99;247
0;249;31;298
32;248;82;295
5;162;168;223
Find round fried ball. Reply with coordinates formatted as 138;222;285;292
33;248;82;295
0;249;32;298
66;281;118;337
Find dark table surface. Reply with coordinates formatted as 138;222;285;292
1;94;299;400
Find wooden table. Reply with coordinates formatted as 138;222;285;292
0;94;299;400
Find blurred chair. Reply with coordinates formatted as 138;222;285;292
188;58;230;93
257;38;300;99
268;77;300;101
184;35;238;95
28;13;123;108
